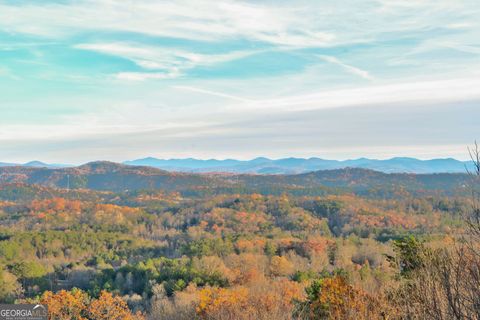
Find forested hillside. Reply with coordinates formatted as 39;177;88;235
0;162;472;197
0;163;479;319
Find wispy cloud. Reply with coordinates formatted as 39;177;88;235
411;41;480;56
318;55;374;81
0;1;337;48
240;75;480;112
1;0;480;162
1;0;479;49
116;71;180;81
75;42;260;79
0;66;20;80
172;86;253;102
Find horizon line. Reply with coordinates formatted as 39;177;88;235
0;155;473;167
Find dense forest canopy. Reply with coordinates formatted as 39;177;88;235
0;163;478;319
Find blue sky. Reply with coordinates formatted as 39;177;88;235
1;0;479;163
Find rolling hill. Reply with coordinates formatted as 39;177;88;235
0;161;222;192
0;161;474;197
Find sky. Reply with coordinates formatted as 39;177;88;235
1;0;480;164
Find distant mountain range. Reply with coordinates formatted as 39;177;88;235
0;161;472;196
0;157;473;174
0;161;69;169
123;157;473;174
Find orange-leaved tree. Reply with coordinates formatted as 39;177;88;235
294;275;394;320
40;289;89;320
196;286;250;319
40;289;143;320
87;290;144;320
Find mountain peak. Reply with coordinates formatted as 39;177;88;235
23;161;48;167
250;157;271;163
78;161;126;172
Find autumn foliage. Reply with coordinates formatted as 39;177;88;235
40;289;89;320
40;289;143;320
294;275;396;320
0;174;475;320
196;279;304;320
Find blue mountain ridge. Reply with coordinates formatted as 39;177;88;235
0;157;472;174
123;157;473;174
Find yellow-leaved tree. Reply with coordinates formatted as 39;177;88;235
39;289;144;320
